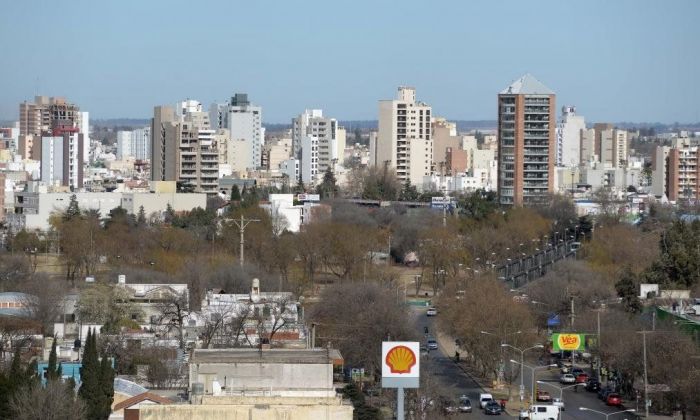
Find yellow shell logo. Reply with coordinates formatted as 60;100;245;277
385;345;416;374
557;334;581;350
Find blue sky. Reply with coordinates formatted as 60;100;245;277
1;0;698;123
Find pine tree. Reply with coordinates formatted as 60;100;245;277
230;185;241;202
164;203;175;224
64;194;81;221
137;205;147;226
243;185;259;208
616;266;642;313
97;354;115;419
317;167;338;199
79;329;101;419
47;336;59;381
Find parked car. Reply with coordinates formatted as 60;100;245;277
585;378;601;392
571;368;584;377
427;307;438;316
560;373;576;384
484;400;502;415
606;393;623;407
427;338;438;350
552;397;565;411
535;390;552;402
575;373;589;383
458;395;472;413
479;393;494;408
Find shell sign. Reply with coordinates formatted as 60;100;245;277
552;333;585;351
382;342;420;388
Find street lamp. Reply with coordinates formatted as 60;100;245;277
536;380;581;407
579;407;635;419
502;343;544;404
482;330;521;385
510;360;556;406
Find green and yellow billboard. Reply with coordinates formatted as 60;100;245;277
552;333;585;351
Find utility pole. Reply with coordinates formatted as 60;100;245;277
639;330;650;419
230;215;260;266
570;296;575;367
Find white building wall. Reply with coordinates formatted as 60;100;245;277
116;131;133;160
132;127;151;160
556;106;585;167
301;136;319;185
80;111;90;163
41;136;63;186
228;105;262;170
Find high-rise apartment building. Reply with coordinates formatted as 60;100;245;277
555;106;585;167
652;137;699;201
301;135;319;185
377;87;432;187
151;101;219;194
497;74;555;206
18;96;82;160
117;127;151;161
580;128;596;163
40;126;84;189
210;94;263;171
292;109;343;183
599;128;628;168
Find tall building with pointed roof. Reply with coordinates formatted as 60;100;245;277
498;74;556;206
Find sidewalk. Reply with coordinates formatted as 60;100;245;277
434;329;522;417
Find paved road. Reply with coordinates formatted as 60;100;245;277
518;364;638;420
412;306;515;419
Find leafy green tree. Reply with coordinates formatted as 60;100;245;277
97;355;114;419
242;185;259;208
615;266;642;313
316;167;339;199
398;178;419;202
643;220;700;287
458;189;497;220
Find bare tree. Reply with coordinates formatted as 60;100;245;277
199;302;234;349
10;380;86;420
253;295;296;345
156;291;191;349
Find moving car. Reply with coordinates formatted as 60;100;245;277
441;397;458;415
552;397;565;411
426;307;438;316
560;373;576;384
606;393;623;407
571;367;584;377
458;395;472;413
575;373;589;383
536;390;552;402
484;400;502;415
479;393;494;409
427;338;438;350
585;378;601;392
598;387;615;401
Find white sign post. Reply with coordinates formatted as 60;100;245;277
382;342;420;420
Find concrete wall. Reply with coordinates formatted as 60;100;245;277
139;401;353;420
190;361;333;395
122;193;207;216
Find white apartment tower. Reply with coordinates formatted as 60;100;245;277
117;127;151;161
116;130;133;160
301;135;319;185
40;132;84;189
210;94;263;171
555;106;586;167
292;109;342;184
377;87;432;188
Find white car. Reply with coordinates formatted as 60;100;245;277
426;307;438;316
560;373;576;384
478;393;493;409
552;397;565;411
427;338;438;350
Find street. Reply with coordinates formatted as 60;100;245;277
413;305;639;420
412;306;515;419
516;361;638;420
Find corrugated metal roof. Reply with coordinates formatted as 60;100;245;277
500;74;554;95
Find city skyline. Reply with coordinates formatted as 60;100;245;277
1;0;699;123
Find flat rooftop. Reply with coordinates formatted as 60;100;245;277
192;348;343;365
